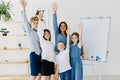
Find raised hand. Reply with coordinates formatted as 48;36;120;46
51;3;58;14
78;22;83;48
20;0;27;11
66;27;71;35
79;21;84;31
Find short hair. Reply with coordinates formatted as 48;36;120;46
30;16;39;23
57;41;65;45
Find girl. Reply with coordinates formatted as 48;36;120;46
38;29;56;80
70;22;84;80
52;3;68;53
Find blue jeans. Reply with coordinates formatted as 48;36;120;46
59;70;71;80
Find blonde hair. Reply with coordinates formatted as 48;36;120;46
30;16;39;23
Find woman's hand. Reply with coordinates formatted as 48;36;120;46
52;3;58;14
66;27;71;35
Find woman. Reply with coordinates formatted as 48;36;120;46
52;3;68;53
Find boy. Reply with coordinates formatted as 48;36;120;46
20;0;42;80
56;28;71;80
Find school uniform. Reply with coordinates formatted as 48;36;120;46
21;11;42;76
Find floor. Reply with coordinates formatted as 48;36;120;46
0;75;120;80
84;75;120;80
0;75;29;80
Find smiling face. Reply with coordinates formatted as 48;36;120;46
71;32;79;44
60;23;67;32
71;35;78;44
43;29;51;41
31;20;38;30
59;22;68;35
57;42;65;51
30;16;39;30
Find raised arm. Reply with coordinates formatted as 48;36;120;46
78;22;84;48
20;0;27;11
52;3;58;14
37;23;46;43
51;3;59;52
20;0;31;32
52;3;59;35
66;28;70;49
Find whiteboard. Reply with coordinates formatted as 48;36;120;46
81;17;111;62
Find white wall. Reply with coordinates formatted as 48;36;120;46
1;0;120;75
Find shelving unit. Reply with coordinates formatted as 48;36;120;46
0;21;23;23
0;21;30;76
0;48;29;51
0;61;29;64
0;34;26;37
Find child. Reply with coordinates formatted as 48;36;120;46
38;29;56;80
20;0;42;80
56;28;71;80
70;22;84;80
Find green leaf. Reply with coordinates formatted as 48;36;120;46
0;0;13;21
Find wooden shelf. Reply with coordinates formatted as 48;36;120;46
0;61;29;64
0;34;26;37
0;75;29;79
0;21;23;23
0;48;29;51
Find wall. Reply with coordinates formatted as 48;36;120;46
0;0;120;75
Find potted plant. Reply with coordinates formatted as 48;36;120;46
0;0;13;21
0;28;10;36
18;42;22;49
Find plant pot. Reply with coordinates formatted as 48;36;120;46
2;33;7;36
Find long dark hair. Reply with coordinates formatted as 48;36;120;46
58;21;68;37
43;29;51;41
